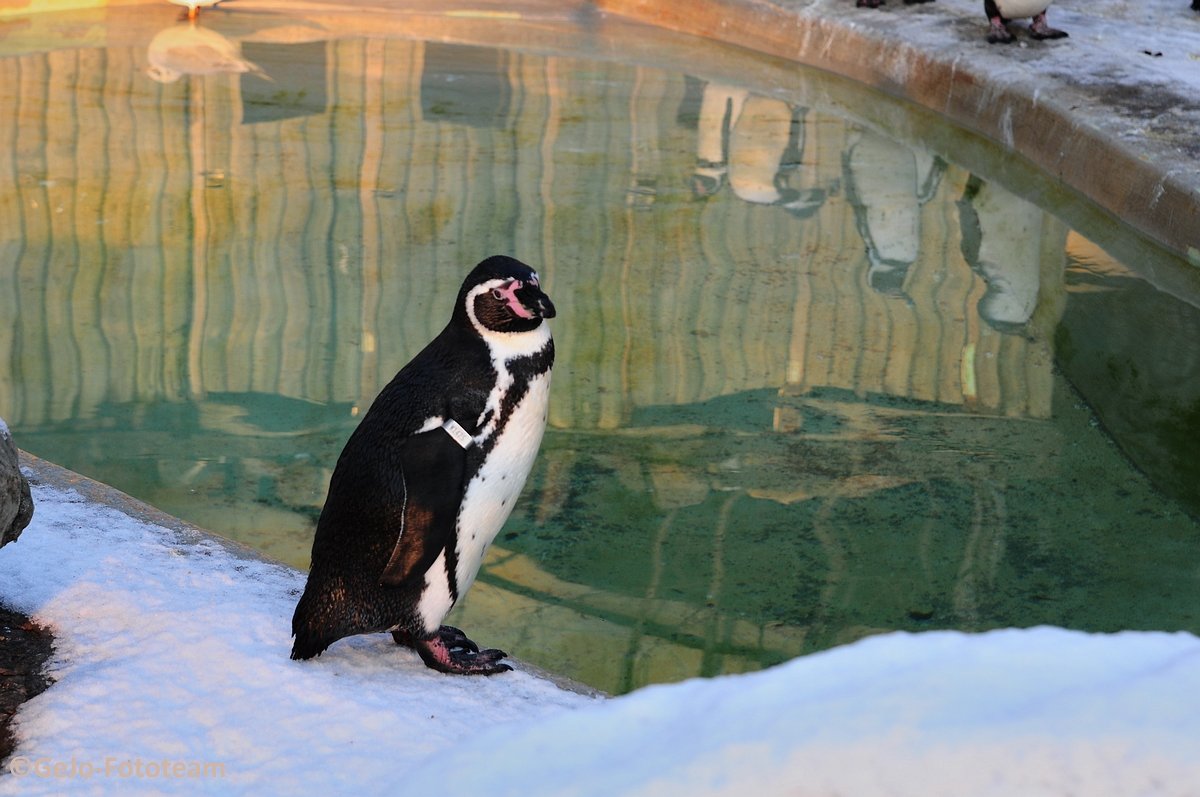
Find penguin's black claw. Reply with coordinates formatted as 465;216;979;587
856;0;883;8
395;626;512;675
436;625;481;654
420;639;513;676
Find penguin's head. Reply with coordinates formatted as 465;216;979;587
458;255;556;336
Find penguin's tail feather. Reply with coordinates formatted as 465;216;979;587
290;587;348;660
290;630;335;660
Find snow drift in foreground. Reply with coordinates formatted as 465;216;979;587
409;629;1200;797
2;479;1198;796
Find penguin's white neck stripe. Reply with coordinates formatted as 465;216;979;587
473;328;551;445
478;325;551;369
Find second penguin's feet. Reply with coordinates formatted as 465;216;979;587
987;18;1015;43
1029;12;1068;40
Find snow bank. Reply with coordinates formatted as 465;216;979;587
3;474;1198;796
408;628;1200;796
0;479;593;795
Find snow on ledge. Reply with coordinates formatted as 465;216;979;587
2;475;1198;795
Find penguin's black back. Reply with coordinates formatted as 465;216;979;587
291;322;495;659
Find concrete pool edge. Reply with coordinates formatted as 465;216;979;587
595;0;1200;266
14;450;606;698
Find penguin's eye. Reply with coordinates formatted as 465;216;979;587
491;288;505;301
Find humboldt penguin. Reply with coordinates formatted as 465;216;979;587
291;255;556;675
985;1;1068;43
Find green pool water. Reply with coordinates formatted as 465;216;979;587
3;3;1199;694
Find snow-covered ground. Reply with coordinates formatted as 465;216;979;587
771;0;1200;115
0;474;593;795
3;466;1200;795
808;0;1200;93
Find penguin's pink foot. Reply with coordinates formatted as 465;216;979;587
987;18;1015;43
393;625;512;675
1029;12;1068;39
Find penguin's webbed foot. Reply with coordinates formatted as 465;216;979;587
987;19;1015;44
393;625;513;676
1029;13;1068;40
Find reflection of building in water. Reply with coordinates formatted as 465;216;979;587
9;35;1160;694
420;42;512;128
691;81;744;197
0;40;1065;430
240;40;328;124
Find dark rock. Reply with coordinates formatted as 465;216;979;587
0;420;34;548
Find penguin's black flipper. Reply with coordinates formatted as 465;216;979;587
378;427;467;587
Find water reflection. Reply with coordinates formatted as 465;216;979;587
844;130;944;297
959;175;1057;333
690;83;832;216
146;21;265;83
2;11;1199;694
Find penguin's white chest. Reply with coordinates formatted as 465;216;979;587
453;370;551;598
994;0;1052;17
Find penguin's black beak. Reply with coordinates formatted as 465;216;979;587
517;281;556;319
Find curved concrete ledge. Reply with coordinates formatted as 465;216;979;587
18;451;272;563
597;0;1200;265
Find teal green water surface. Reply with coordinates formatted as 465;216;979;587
4;7;1199;693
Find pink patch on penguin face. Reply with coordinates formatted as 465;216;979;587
491;280;536;319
